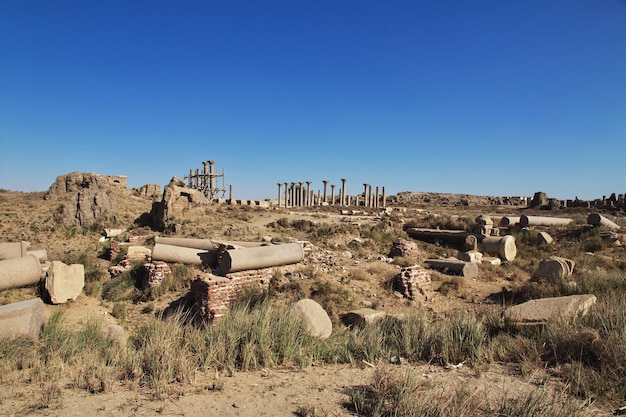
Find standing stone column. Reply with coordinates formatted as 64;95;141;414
322;180;329;204
277;183;282;207
284;182;288;207
363;184;369;207
330;184;336;205
317;190;321;206
289;183;295;207
375;186;380;208
382;187;386;208
188;169;194;188
368;185;373;208
306;182;312;206
340;179;347;206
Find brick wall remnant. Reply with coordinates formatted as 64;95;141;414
191;268;273;322
143;261;172;288
394;265;432;301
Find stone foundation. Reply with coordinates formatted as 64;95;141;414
143;261;172;287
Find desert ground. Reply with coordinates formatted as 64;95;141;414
0;177;624;416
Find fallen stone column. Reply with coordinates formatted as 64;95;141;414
519;215;573;227
0;298;46;339
45;261;85;304
479;235;517;262
424;258;478;278
151;243;218;267
218;242;304;274
154;236;216;250
535;256;574;283
406;228;473;243
0;255;42;291
0;241;30;260
587;213;620;231
211;239;266;249
499;216;521;227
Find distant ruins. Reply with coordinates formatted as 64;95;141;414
184;160;227;200
276;179;387;208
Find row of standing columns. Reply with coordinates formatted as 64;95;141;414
276;180;386;208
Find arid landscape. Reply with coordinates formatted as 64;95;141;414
1;173;625;416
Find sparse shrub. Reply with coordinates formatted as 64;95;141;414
111;302;127;321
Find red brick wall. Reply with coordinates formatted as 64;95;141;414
191;268;273;322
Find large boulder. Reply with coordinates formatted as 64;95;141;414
290;298;332;339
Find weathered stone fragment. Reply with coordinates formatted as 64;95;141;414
152;243;218;267
342;308;386;328
126;246;151;261
290;298;332;339
45;261;85;304
456;251;483;263
536;231;554;246
102;324;127;348
0;298;46;339
503;294;596;325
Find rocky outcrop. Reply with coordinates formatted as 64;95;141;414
45;172;128;227
150;177;210;231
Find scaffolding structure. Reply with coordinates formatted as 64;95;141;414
184;160;226;199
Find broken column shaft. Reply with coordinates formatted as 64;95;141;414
424;259;478;278
519;216;573;227
217;242;305;274
154;237;215;250
0;255;42;291
587;213;620;231
480;235;517;262
152;243;218;267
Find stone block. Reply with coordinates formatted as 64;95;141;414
504;294;596;325
456;251;483;263
342;308;386;328
0;298;45;339
45;261;85;304
290;298;332;339
536;231;554;246
126;245;151;260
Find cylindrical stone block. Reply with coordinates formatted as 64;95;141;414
0;241;30;260
587;213;620;231
154;236;215;250
0;255;42;291
424;259;478;278
218;243;305;273
480;235;517;262
519;215;573;227
500;216;521;227
151;243;218;267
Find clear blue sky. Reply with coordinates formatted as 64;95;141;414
1;1;625;201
